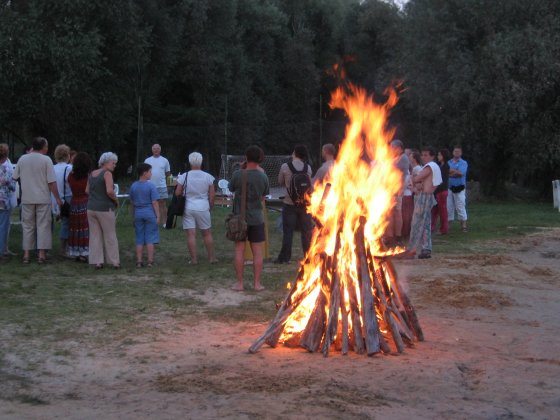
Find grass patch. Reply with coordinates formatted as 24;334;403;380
0;201;558;349
433;201;560;254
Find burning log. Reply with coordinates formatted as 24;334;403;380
338;272;350;355
382;260;424;342
356;218;381;355
249;79;424;357
300;256;329;352
322;260;340;356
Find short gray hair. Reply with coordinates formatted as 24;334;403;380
98;152;118;167
188;152;203;168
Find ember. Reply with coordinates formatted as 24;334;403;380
250;82;424;356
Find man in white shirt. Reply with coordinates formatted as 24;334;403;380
13;137;63;264
405;146;442;259
144;144;171;226
312;143;336;185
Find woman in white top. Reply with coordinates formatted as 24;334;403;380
175;152;216;264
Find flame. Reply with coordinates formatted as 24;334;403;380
279;83;402;342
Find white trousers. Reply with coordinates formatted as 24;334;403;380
21;203;52;250
447;189;467;221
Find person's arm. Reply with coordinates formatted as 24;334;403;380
165;159;171;177
175;174;184;196
449;161;467;178
449;168;462;177
413;166;431;183
49;181;63;207
152;199;160;225
278;164;286;185
208;184;215;209
263;173;270;197
104;171;118;205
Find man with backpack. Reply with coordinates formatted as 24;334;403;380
274;144;313;264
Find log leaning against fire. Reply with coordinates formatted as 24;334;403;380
249;186;425;356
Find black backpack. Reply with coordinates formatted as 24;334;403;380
287;161;311;207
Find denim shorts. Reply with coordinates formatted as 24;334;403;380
134;216;160;245
156;186;168;200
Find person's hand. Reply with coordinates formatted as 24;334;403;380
56;198;63;207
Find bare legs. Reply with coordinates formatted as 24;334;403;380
250;241;264;290
185;228;216;264
201;229;217;262
186;229;198;264
136;244;155;265
158;199;167;226
233;240;264;291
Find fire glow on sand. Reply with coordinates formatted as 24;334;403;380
249;81;424;357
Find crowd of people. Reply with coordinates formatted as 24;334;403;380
390;142;469;260
0;137;468;289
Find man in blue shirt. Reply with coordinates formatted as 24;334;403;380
447;146;468;232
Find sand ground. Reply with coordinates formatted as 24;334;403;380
1;230;559;419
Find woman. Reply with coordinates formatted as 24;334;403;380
175;152;216;264
53;144;72;256
431;148;450;235
67;152;92;261
86;152;120;269
0;143;16;259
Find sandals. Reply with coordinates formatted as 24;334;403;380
37;257;46;265
22;256;30;264
146;261;153;268
136;262;143;268
94;264;103;269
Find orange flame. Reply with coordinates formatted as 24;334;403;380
279;83;402;342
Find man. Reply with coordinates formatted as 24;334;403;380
406;146;441;259
144;144;171;226
386;139;410;248
229;145;269;291
13;137;63;264
312;143;336;184
447;145;468;232
275;144;313;264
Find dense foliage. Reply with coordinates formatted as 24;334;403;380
1;0;558;195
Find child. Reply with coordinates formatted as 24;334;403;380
129;163;160;267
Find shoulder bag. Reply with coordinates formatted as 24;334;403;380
171;172;188;216
60;165;71;218
225;170;248;241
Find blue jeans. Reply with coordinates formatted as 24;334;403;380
276;204;313;262
0;208;12;254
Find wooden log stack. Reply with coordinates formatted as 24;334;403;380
249;221;424;357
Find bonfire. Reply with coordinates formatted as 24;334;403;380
250;81;424;356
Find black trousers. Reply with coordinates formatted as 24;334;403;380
276;204;313;262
